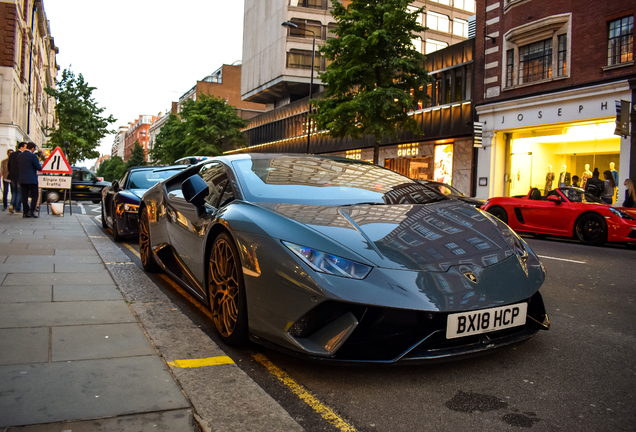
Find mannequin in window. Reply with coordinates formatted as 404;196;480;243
609;162;618;185
580;164;592;189
558;165;570;187
544;165;555;193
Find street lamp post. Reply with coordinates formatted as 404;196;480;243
281;21;316;154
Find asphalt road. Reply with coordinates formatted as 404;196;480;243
85;202;636;432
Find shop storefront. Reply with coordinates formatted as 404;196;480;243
475;81;632;201
328;137;474;194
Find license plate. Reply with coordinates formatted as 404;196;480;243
446;303;527;339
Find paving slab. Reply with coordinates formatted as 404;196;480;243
1;244;54;255
54;263;106;273
0;263;54;273
42;230;89;237
4;255;103;264
12;237;90;244
0;286;52;303
0;356;191;428
0;328;49;366
5;409;200;432
55;249;99;256
0;301;134;328
3;272;113;286
52;323;156;361
53;285;123;301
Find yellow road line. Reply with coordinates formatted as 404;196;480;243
123;242;141;258
159;274;214;321
168;356;234;368
252;353;357;432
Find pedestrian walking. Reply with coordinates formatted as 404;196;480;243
601;170;617;205
584;168;604;198
1;149;13;210
18;142;42;218
623;179;635;208
7;142;25;214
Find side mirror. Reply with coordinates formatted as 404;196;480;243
182;175;209;208
547;195;561;205
112;180;120;192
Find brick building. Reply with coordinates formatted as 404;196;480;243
473;0;635;200
178;64;266;120
0;0;58;154
124;115;157;162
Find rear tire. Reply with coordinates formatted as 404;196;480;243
575;213;606;246
488;206;508;224
208;232;248;346
139;207;159;272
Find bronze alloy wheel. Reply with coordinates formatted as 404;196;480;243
208;233;247;345
139;207;158;272
575;213;606;246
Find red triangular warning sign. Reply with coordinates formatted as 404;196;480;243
41;146;73;174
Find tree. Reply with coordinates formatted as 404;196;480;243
150;94;247;164
45;68;116;164
97;156;127;182
127;141;147;168
313;0;430;163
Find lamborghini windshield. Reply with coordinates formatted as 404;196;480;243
232;155;445;206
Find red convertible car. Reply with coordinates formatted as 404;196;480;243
481;187;636;246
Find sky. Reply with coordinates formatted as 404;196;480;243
44;0;246;168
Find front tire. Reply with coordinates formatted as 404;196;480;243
101;201;107;228
575;213;607;246
488;206;508;224
139;207;159;272
208;232;248;346
111;202;123;242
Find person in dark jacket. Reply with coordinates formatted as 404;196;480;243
623;179;635;208
1;149;13;210
7;142;25;213
584;168;604;199
18;142;42;218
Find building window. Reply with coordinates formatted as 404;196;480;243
454;0;475;13
289;18;323;39
426;39;448;54
327;24;338;39
287;49;321;70
429;0;451;5
607;16;634;66
453;18;468;37
427;12;450;33
506;49;514;87
289;0;323;9
519;39;553;84
557;34;567;76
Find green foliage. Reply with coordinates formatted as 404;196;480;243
313;0;430;162
96;156;127;182
126;141;147;168
150;94;247;164
45;68;116;164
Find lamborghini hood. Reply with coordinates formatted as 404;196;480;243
266;201;515;272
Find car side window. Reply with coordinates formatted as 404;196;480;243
198;163;228;208
72;170;82;181
84;171;96;182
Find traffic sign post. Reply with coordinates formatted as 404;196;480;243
40;146;73;216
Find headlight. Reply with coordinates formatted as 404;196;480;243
609;208;635;220
282;241;372;280
123;203;139;213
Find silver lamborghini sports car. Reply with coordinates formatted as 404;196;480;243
138;154;550;363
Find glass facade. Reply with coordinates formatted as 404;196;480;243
506;120;621;201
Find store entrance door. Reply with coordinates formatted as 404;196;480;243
509;152;532;196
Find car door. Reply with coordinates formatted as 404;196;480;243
521;190;571;234
164;162;229;298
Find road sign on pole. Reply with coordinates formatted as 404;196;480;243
41;146;73;174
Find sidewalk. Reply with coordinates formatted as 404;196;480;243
0;209;302;432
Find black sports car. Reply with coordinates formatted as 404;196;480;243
138;154;549;363
42;167;111;204
102;165;186;241
418;180;486;208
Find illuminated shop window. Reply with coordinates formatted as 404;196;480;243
507;121;621;198
434;144;453;185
